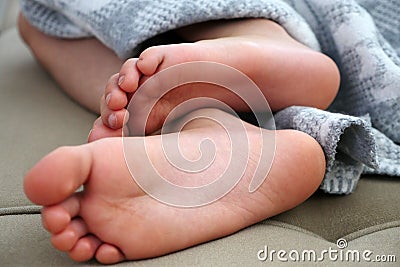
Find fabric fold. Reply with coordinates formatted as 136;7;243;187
274;107;380;194
286;0;400;143
363;128;400;177
20;0;320;58
274;107;377;171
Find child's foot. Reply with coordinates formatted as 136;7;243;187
25;109;325;264
97;24;339;139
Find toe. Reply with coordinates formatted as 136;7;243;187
95;243;125;264
69;235;102;262
41;195;80;234
51;218;88;251
104;75;129;110
24;146;92;205
137;46;164;76
88;118;127;142
100;105;129;130
118;58;141;93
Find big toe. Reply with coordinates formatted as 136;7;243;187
24;145;92;205
137;46;165;76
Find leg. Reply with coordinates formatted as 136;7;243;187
24;108;325;264
18;13;123;113
98;18;340;136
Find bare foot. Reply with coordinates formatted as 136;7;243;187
25;109;325;264
96;27;339;139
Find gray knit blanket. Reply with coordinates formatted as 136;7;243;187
21;0;400;194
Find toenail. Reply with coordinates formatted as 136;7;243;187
118;75;125;86
108;114;117;128
105;93;112;105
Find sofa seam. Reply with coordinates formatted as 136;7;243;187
261;219;328;241
0;205;41;216
341;220;400;242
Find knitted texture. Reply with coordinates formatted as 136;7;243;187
283;0;400;193
21;0;400;194
20;0;319;58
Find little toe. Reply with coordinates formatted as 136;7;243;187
95;243;125;264
118;58;141;93
137;46;165;76
51;218;88;252
68;235;102;262
41;195;80;234
88;118;127;142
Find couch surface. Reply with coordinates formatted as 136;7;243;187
0;2;399;266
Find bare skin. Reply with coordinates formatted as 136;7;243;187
19;14;337;264
18;14;123;113
19;15;339;119
98;19;339;135
24;109;326;264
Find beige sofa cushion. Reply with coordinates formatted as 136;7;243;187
1;214;399;266
0;28;96;210
0;0;19;33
